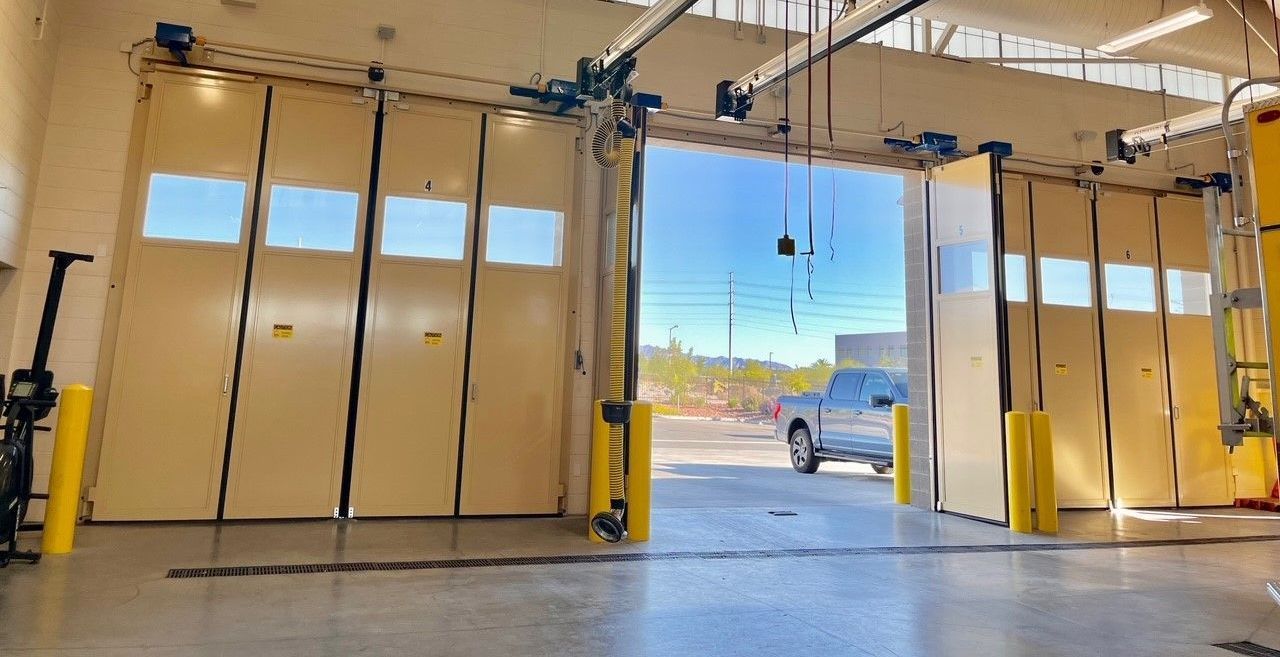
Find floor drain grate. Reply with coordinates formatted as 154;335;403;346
1215;641;1280;656
164;533;1280;580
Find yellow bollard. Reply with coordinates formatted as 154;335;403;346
1030;411;1058;534
892;403;911;505
41;384;93;555
589;401;610;543
627;402;652;542
1005;411;1032;534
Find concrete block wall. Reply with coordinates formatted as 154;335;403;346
902;173;932;510
14;0;1233;519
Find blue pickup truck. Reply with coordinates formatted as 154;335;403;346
774;367;908;474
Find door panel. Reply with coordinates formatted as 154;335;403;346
461;269;566;514
223;88;375;519
94;76;266;520
1097;191;1175;508
350;105;481;517
226;254;359;517
1003;177;1038;414
95;246;244;519
821;372;862;452
1030;182;1110;508
1158;195;1233;506
850;372;894;455
931;154;1007;523
458;117;576;516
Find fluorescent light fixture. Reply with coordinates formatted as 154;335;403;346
1098;3;1213;54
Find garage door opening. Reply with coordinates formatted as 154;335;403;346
637;140;911;516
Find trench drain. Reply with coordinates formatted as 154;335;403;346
1215;642;1280;656
165;533;1280;579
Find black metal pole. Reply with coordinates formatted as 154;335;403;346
31;251;93;376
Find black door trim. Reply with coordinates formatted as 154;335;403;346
452;114;490;517
216;85;274;520
337;92;389;518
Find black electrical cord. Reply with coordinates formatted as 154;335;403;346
805;0;815;260
802;0;815;302
1243;0;1255;102
783;0;791;240
126;38;154;76
827;0;838;263
784;0;798;334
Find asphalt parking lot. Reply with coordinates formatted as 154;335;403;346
651;416;893;509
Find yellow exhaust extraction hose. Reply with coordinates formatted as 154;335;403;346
607;134;637;508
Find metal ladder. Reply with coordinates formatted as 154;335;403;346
1204;185;1275;449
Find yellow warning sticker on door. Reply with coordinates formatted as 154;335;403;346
1141;368;1154;379
1054;363;1068;376
970;356;983;368
424;331;444;346
272;324;294;339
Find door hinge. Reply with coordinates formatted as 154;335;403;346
333;507;340;518
348;506;356;518
557;483;566;498
222;374;231;395
84;486;97;502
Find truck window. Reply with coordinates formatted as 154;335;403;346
859;374;893;402
829;373;862;401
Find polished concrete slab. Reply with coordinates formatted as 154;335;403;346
4;416;1280;655
3;505;1280;656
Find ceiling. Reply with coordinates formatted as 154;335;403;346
915;0;1280;80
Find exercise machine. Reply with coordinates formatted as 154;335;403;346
0;250;94;567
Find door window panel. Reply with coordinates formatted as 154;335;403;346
1167;269;1212;316
829;373;863;401
265;185;360;252
486;206;564;266
859;374;893;402
381;196;468;260
143;174;246;243
1104;263;1156;312
938;241;989;294
1005;253;1028;302
1040;257;1092;307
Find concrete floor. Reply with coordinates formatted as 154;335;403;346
3;419;1280;655
651;416;890;509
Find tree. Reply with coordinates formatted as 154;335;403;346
741;360;771;383
648;339;699;407
782;371;811;394
804;358;835;390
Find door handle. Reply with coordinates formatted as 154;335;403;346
222;374;230;396
1172;406;1180;420
471;383;479;402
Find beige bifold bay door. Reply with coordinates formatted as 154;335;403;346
93;75;577;520
929;154;1011;524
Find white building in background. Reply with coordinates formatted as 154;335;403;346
835;332;908;367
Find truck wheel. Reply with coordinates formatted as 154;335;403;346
789;427;820;474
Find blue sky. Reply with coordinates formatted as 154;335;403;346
640;144;907;368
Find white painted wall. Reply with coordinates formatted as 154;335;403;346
19;0;1231;517
1;0;60;372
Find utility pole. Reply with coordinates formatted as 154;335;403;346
768;351;774;384
728;271;735;381
668;324;679;348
